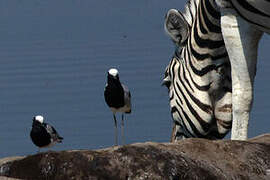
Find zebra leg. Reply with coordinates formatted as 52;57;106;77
220;8;262;140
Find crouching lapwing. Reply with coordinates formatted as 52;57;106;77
30;115;63;152
104;68;131;146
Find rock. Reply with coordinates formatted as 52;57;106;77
0;157;25;180
0;134;270;180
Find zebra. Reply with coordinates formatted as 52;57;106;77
163;0;270;141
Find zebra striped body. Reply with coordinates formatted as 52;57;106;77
164;0;270;141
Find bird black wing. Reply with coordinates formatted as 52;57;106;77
122;83;132;113
44;123;63;142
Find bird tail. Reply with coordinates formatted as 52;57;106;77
57;136;64;143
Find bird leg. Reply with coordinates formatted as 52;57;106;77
113;114;118;146
121;114;125;145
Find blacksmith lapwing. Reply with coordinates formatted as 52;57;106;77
30;115;63;152
104;68;131;145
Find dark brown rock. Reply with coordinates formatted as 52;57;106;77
0;134;270;180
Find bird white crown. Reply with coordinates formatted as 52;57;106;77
35;115;44;123
108;68;119;77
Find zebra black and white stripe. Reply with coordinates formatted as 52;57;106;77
164;0;270;141
163;0;232;141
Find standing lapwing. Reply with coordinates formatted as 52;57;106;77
104;68;131;146
30;115;63;152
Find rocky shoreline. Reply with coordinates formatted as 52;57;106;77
0;134;270;180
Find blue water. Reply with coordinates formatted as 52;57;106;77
0;1;269;158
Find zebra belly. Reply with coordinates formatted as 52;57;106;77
218;0;270;33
